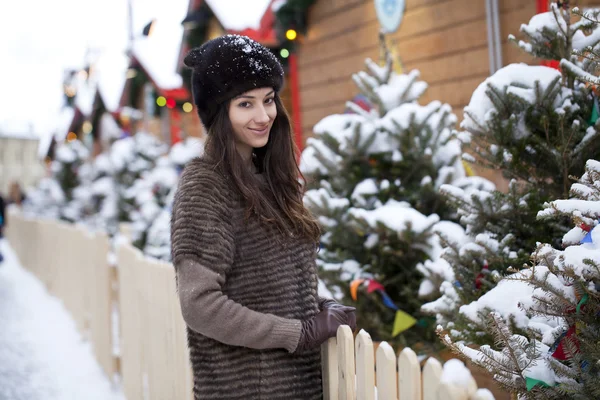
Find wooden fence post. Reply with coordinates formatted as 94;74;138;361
355;330;374;400
398;347;421;400
337;325;356;400
322;336;339;400
376;342;397;400
423;357;443;400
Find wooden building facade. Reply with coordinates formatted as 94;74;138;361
296;0;537;140
295;0;600;141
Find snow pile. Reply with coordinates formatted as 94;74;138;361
0;240;125;400
440;359;495;399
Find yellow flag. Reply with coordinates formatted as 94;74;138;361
392;310;417;337
462;159;475;177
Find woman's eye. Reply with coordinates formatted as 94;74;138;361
265;97;275;104
238;101;251;108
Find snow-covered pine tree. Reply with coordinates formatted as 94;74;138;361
83;153;119;236
300;47;490;347
561;6;600;86
422;3;600;346
62;158;95;224
50;139;90;222
109;131;167;225
22;177;65;220
439;158;600;399
142;137;204;260
129;157;178;251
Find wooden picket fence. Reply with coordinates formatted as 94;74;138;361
322;326;492;400
5;210;495;400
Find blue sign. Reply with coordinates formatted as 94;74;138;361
374;0;405;33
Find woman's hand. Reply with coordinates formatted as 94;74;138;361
295;306;356;352
319;298;357;332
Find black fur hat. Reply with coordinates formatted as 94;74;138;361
183;34;284;130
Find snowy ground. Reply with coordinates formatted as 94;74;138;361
0;238;125;400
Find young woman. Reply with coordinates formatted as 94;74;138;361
171;35;357;399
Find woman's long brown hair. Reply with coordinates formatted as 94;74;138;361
204;93;321;243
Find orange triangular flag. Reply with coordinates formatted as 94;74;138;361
350;279;365;301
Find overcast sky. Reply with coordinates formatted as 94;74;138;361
0;0;192;137
0;0;272;138
0;0;128;136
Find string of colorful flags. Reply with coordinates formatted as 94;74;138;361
349;278;417;337
589;93;599;126
525;292;589;391
524;222;597;391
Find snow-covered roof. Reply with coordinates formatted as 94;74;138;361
37;132;54;159
94;51;129;112
132;0;189;90
73;73;96;117
55;107;76;139
206;0;272;31
36;107;76;159
0;120;38;140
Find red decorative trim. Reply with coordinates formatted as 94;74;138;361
170;109;182;145
289;53;303;154
537;0;548;13
162;87;190;101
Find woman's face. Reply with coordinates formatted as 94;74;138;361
228;87;277;160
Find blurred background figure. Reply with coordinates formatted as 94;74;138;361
0;190;5;263
7;181;26;207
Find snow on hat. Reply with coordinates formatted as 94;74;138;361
184;34;284;130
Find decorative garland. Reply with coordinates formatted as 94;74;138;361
524;222;598;391
350;278;417;337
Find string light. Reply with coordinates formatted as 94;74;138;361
286;29;297;41
166;98;176;109
156;96;167;107
67;132;78;142
182;102;193;113
65;85;76;97
126;68;138;79
280;49;290;58
82;121;93;134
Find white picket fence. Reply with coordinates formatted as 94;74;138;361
322;326;492;400
5;210;495;400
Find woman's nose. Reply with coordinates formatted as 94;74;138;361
254;105;270;124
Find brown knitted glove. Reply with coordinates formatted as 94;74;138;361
319;298;357;331
295;307;351;352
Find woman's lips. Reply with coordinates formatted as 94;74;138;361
249;126;269;135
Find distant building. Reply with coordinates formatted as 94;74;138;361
0;126;45;195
